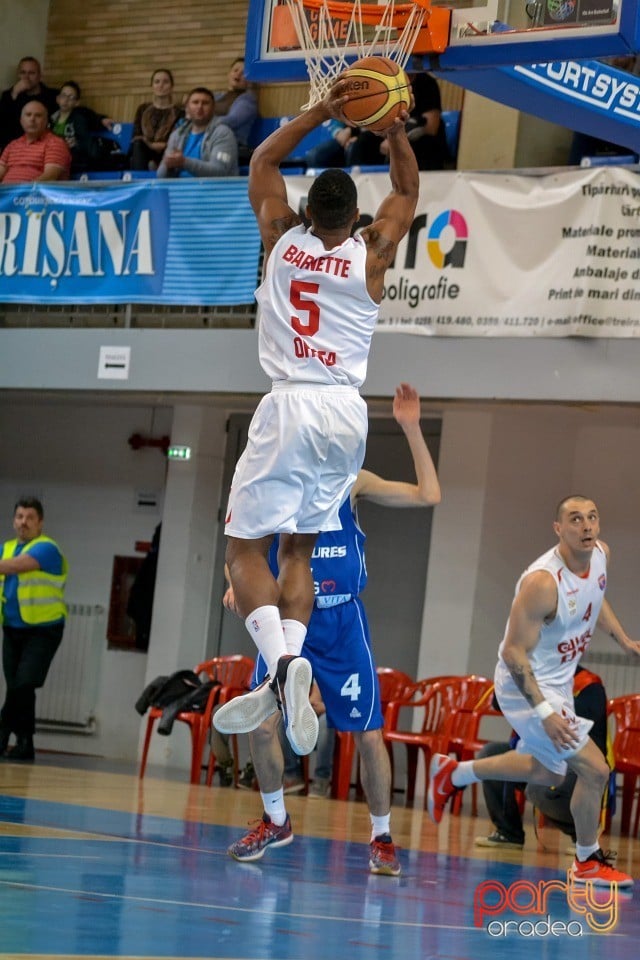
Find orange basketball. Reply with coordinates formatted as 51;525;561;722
341;56;411;133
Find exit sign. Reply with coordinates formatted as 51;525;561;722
167;445;192;461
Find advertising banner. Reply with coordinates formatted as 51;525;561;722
0;179;261;305
286;166;640;336
2;167;639;334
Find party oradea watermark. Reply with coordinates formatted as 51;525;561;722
474;870;621;937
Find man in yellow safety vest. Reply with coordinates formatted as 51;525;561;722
0;497;68;761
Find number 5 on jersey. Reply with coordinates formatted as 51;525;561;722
290;279;320;336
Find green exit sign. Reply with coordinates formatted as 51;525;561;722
167;445;192;461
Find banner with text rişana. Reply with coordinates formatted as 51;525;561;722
287;166;640;337
0;179;260;305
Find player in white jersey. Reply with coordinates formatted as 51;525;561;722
428;496;639;887
218;384;440;874
218;78;419;758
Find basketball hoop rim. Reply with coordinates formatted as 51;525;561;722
288;0;433;27
277;0;446;108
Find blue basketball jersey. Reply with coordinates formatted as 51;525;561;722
262;497;382;731
269;496;367;608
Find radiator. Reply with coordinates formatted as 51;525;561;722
35;602;105;734
581;651;640;700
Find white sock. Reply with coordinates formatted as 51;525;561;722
261;789;287;826
451;761;480;787
244;605;286;678
282;619;307;656
370;813;391;841
576;841;600;862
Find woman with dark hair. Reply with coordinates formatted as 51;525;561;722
130;68;180;171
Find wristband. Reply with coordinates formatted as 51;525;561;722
534;700;554;721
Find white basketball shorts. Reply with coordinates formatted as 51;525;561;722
225;382;368;539
494;660;593;775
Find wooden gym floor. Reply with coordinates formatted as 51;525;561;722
0;754;637;960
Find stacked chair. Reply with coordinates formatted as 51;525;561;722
138;654;253;785
608;693;640;835
383;674;495;808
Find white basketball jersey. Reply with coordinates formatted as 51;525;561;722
256;224;378;386
498;542;607;686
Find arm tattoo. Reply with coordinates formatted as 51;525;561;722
371;231;395;265
509;662;539;707
267;214;301;247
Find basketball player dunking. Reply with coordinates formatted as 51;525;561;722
214;78;419;762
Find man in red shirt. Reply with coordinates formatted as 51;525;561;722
0;100;70;184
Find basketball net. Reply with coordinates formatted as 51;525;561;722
285;0;427;107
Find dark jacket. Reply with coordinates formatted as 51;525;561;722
0;83;59;149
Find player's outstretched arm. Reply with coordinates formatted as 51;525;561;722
362;111;419;302
249;83;349;255
352;384;441;508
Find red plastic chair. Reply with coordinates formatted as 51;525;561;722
377;668;417;709
383;675;493;808
138;655;253;785
441;682;499;815
331;667;417;800
608;694;640;835
205;655;255;786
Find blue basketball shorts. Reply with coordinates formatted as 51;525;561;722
252;596;383;731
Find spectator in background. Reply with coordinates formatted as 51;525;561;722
0;497;68;763
305;119;357;169
347;71;449;171
0;100;71;184
0;57;59;150
403;71;450;170
130;68;180;172
214;58;259;164
157;87;238;178
50;81;116;175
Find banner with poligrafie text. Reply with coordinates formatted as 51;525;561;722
2;168;640;330
286;166;640;337
0;179;261;305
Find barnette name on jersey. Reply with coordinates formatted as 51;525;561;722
282;244;352;277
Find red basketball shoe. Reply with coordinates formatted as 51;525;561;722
427;753;459;824
572;849;633;888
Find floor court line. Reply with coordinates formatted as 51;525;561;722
0;764;637;960
0;877;474;931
